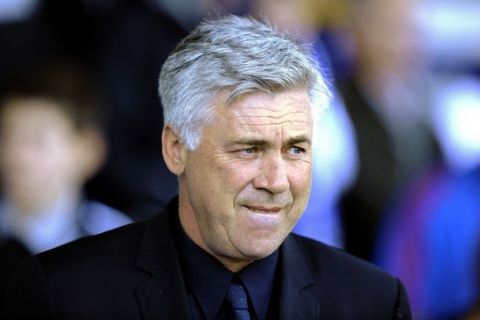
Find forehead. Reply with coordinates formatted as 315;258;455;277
0;98;73;134
215;88;313;135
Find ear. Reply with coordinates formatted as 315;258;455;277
162;125;187;176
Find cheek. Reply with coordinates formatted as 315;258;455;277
220;161;258;190
41;145;75;175
288;162;312;192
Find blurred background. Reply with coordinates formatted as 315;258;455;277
0;0;479;318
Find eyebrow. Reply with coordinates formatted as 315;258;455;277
229;135;311;147
287;136;312;146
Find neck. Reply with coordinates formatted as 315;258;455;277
177;186;253;272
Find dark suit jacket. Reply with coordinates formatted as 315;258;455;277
0;238;30;310
0;199;131;313
2;199;411;319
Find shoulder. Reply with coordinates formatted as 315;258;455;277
290;233;393;281
34;200;174;274
35;218;146;275
286;234;411;319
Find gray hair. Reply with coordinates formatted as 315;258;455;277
159;15;331;150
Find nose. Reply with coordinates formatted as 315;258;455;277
253;152;289;194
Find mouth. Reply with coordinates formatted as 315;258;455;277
243;205;283;214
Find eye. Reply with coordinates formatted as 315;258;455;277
288;146;306;155
236;146;261;159
240;147;258;156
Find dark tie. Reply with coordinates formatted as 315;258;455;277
224;277;251;320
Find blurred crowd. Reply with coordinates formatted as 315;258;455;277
0;0;479;319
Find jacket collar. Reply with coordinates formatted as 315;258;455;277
278;235;320;320
134;198;190;320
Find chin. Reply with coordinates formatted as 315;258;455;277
240;238;283;259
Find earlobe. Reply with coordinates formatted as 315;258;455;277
162;125;187;176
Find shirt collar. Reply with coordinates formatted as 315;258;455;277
238;250;278;320
171;208;279;320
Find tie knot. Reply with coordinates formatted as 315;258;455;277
224;276;251;320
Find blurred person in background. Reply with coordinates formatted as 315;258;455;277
376;76;480;319
369;0;480;318
0;59;131;310
335;0;440;261
0;0;189;221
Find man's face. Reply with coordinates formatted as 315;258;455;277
178;88;313;271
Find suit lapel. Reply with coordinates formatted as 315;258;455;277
277;235;320;320
134;201;190;320
132;203;325;320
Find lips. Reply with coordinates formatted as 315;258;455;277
244;205;283;214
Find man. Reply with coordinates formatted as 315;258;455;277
2;15;411;319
